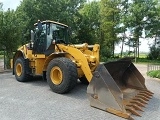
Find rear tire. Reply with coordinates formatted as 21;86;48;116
14;57;31;82
46;57;78;94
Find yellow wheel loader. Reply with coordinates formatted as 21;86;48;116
10;20;153;119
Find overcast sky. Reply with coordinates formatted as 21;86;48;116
1;0;21;11
1;0;96;11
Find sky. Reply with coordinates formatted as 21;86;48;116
1;0;21;11
1;0;95;10
115;38;153;53
1;0;153;53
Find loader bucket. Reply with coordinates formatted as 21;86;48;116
87;59;153;119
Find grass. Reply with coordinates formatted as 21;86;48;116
136;58;160;64
147;70;160;79
114;52;160;64
138;53;148;58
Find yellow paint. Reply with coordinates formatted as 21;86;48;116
32;54;45;58
30;59;35;68
50;66;63;85
43;54;62;71
77;68;84;78
57;44;100;82
34;58;45;75
107;108;130;119
10;59;13;68
12;42;100;82
16;63;22;76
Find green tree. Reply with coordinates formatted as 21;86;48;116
76;1;100;44
16;0;86;42
145;0;160;46
0;9;22;68
100;0;121;59
147;45;160;60
123;0;158;61
118;0;130;57
0;2;3;48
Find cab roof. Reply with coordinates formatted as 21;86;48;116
34;20;68;27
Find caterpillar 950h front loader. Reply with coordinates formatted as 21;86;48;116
11;20;153;119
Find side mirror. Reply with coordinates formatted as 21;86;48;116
31;30;34;41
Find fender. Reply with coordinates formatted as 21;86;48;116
12;50;26;75
43;52;68;71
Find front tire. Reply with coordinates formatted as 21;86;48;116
46;57;78;94
14;57;31;82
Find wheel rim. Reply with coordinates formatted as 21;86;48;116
16;63;22;76
50;66;63;85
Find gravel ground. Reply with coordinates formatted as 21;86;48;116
0;62;160;120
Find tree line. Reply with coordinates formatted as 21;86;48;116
0;0;160;67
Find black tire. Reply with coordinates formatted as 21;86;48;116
46;57;78;94
79;76;89;85
14;57;31;82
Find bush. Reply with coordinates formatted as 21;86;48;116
147;70;160;79
0;51;4;55
147;45;160;60
100;45;112;62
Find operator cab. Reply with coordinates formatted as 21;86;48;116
31;20;69;54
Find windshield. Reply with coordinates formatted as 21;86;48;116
46;23;69;49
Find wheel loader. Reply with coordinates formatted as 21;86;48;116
10;20;153;119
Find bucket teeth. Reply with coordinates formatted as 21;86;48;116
135;95;150;101
139;91;153;96
146;90;154;95
141;90;154;95
138;93;152;99
139;91;153;97
130;100;145;107
127;103;143;111
126;106;141;117
133;98;148;104
132;104;143;111
123;89;153;117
